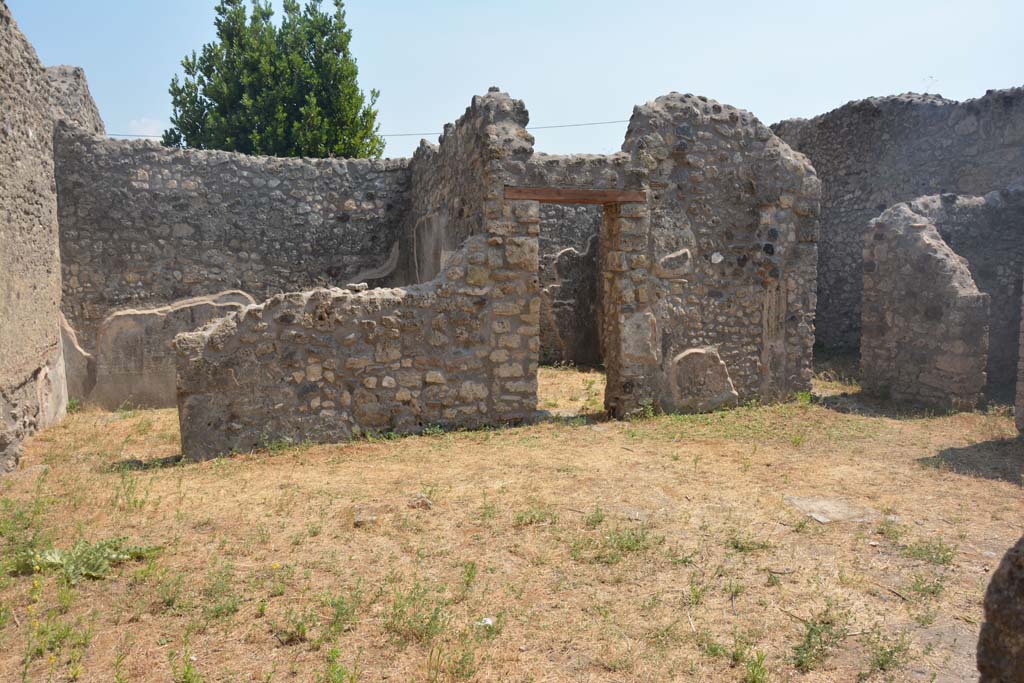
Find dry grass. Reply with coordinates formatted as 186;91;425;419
0;358;1021;682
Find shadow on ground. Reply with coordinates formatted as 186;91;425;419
917;438;1024;486
106;454;183;472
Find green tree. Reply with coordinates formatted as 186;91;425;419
162;0;384;159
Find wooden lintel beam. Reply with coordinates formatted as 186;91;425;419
504;186;646;205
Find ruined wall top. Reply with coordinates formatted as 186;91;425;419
45;65;104;135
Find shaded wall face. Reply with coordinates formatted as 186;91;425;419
538;203;601;365
909;187;1024;392
55;126;412;347
861;204;989;409
175;91;541;460
0;5;66;471
607;93;819;414
774;89;1024;349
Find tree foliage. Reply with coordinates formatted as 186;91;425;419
162;0;384;159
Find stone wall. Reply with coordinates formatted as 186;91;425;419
174;90;540;460
45;65;104;136
906;181;1024;393
603;93;819;416
774;87;1024;349
861;204;989;409
1017;282;1024;432
0;3;66;471
54;126;411;347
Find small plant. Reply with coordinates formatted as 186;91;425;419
571;525;659;565
909;574;944;598
744;651;769;683
901;539;956;565
584;506;605;529
157;569;184;610
793;603;849;672
319;648;360;683
724;579;746;600
794;390;812;405
324;583;363;636
861;628;911;676
67;398;81;414
169;642;204;683
422;424;446;437
426;636;477;682
9;537;159;584
685;578;709;607
202;563;240;619
22;613;92;678
513;500;558;528
457;561;478;600
728;533;771;553
111;471;149;512
876;518;902;543
271;607;317;645
385;577;448;645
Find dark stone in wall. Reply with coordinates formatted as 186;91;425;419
774;87;1024;349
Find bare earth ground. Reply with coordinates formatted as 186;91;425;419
1;356;1021;682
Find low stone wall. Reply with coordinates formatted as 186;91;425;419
861;204;989;409
906;181;1024;392
603;93;819;416
55;126;411;347
774;87;1024;349
175;90;540;460
0;4;66;471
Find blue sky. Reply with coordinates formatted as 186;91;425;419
10;0;1023;158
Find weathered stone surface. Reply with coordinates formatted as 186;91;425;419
175;90;540;460
54;126;412;347
861;204;989;409
785;496;880;524
774;88;1024;349
90;291;254;410
0;4;67;471
1018;282;1024;433
906;180;1024;394
667;348;738;413
45;65;104;135
978;535;1024;682
603;92;819;417
60;313;95;401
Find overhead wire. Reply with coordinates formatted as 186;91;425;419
106;118;632;139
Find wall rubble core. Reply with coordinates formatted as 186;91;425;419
0;4;67;472
774;88;1024;349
